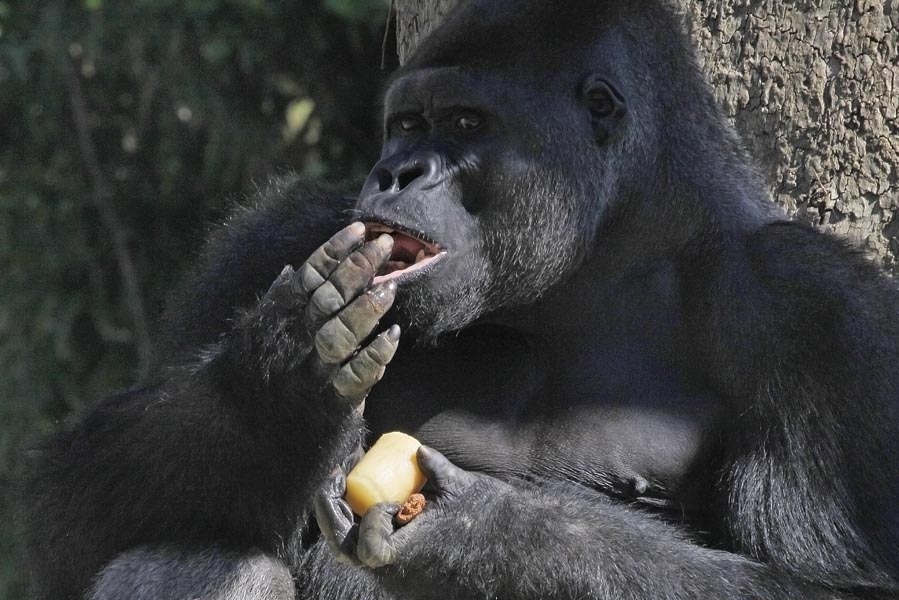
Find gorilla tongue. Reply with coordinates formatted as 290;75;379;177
365;223;445;285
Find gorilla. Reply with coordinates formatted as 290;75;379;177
22;0;899;598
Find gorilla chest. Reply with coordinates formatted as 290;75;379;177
364;327;719;510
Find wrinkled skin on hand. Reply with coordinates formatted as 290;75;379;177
314;446;509;569
228;222;402;408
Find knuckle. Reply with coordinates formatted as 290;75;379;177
299;262;327;292
312;242;341;267
329;267;368;302
346;357;374;385
356;539;375;565
335;307;372;336
347;250;376;272
369;339;397;366
357;291;389;317
357;345;386;369
333;369;365;398
309;282;345;318
330;296;385;340
319;239;344;263
315;319;358;364
359;542;391;569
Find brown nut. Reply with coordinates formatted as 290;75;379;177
394;493;426;526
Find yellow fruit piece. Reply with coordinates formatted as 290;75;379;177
345;432;426;517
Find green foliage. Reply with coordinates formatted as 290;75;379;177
325;0;391;20
0;0;395;596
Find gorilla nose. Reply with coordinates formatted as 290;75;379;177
376;164;422;192
363;153;442;197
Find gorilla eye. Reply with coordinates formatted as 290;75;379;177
401;117;420;131
588;96;616;118
394;114;426;134
455;112;483;131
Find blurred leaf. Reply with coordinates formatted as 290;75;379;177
83;0;102;11
202;37;232;63
3;46;28;81
284;97;315;143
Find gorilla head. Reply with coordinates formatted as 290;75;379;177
354;0;762;340
354;0;636;338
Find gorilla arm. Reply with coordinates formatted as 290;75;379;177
699;223;899;592
315;448;837;600
22;202;402;599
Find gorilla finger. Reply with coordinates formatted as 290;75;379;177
314;284;397;366
340;444;366;474
313;473;361;566
305;236;392;328
356;502;403;569
327;234;394;303
417;446;476;495
299;222;366;294
331;325;401;405
262;264;306;312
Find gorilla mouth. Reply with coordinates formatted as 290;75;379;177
365;222;446;285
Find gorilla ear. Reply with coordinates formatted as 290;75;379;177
579;74;627;144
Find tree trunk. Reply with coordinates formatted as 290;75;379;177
393;0;899;274
394;0;458;65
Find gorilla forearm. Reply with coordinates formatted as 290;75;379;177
381;482;840;600
23;374;362;599
88;547;296;600
296;541;398;600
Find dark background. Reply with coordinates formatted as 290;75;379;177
0;0;395;595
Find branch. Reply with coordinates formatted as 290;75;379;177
65;58;154;379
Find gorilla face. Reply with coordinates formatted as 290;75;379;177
355;63;629;340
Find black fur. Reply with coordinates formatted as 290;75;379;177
21;1;899;598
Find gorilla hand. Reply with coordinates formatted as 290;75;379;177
228;222;400;407
314;446;510;569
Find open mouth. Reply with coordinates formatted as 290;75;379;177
365;221;447;285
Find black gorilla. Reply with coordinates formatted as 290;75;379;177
22;0;899;598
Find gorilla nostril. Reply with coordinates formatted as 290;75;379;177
376;169;394;193
397;167;424;191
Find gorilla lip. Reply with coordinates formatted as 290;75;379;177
365;221;446;285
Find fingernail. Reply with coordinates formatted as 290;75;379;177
374;233;394;251
348;222;365;236
387;324;401;341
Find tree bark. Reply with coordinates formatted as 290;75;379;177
394;0;458;65
393;0;899;274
